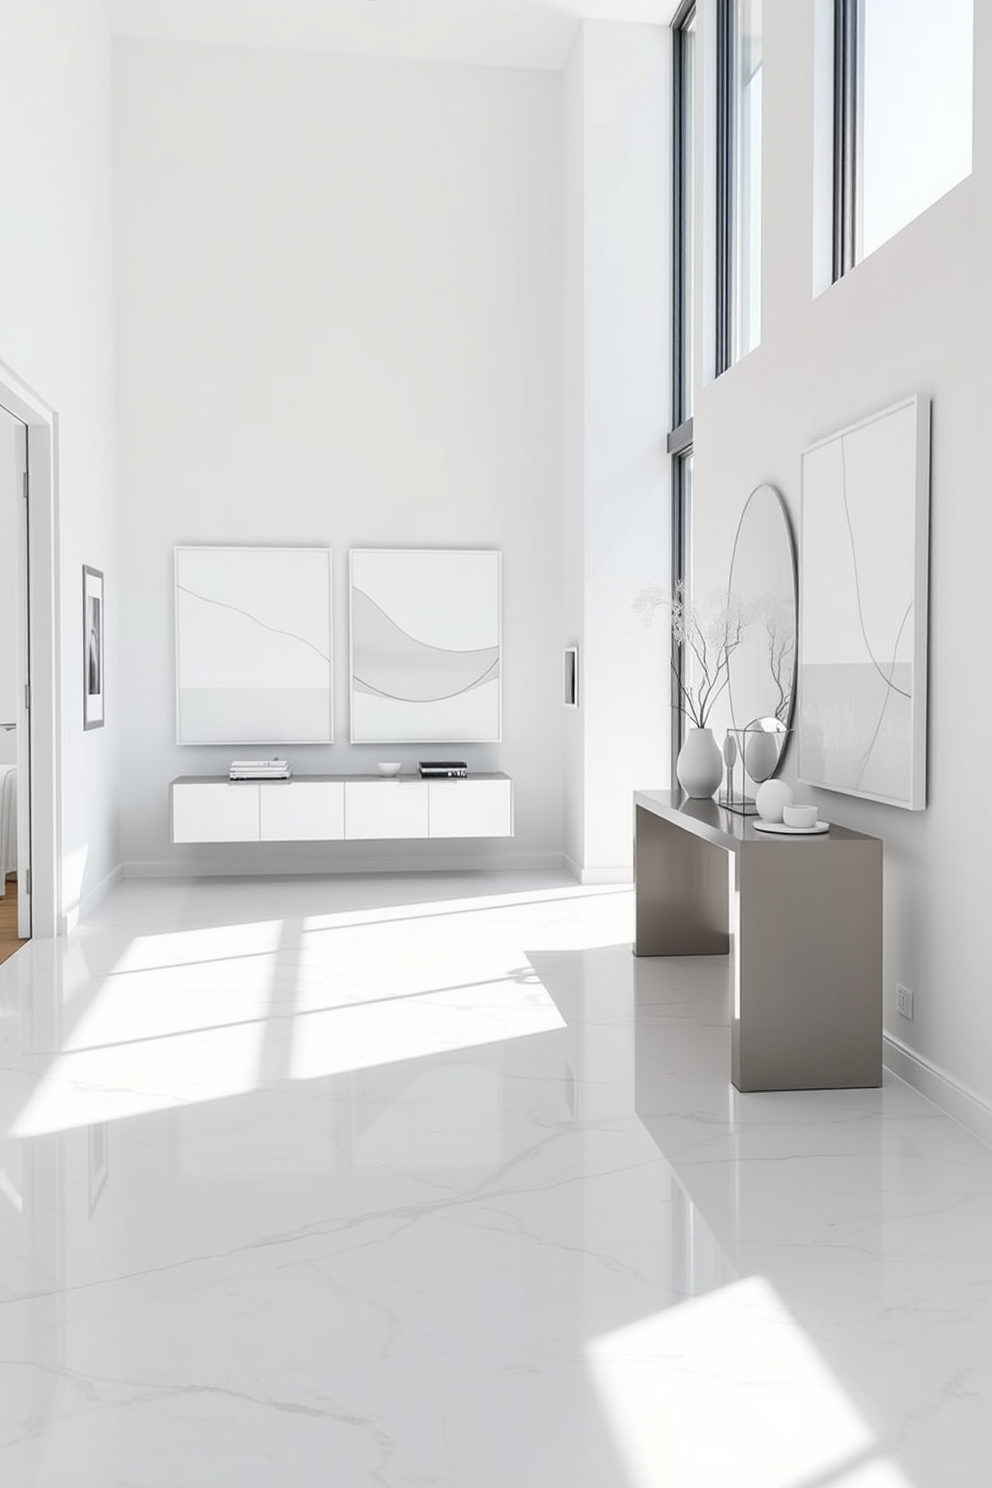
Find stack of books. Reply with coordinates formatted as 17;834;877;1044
418;761;468;778
229;759;292;781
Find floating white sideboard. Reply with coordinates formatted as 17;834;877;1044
171;774;514;844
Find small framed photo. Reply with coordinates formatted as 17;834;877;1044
83;565;105;730
563;645;578;708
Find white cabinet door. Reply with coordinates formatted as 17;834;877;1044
260;782;345;842
345;781;429;839
173;783;259;843
428;780;513;838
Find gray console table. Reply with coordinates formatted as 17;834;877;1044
633;791;882;1093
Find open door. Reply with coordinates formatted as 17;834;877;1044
14;419;31;941
0;403;30;951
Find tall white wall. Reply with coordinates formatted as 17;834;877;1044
563;21;671;882
691;1;992;1117
114;39;565;874
0;0;118;921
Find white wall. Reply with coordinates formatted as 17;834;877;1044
114;39;565;873
691;1;992;1116
0;0;119;921
563;21;671;881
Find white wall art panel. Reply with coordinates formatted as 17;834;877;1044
799;396;930;809
175;547;333;744
350;550;501;743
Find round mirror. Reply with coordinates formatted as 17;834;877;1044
726;484;798;760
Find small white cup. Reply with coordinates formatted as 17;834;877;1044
782;803;817;829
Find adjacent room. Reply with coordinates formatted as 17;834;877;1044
0;0;989;1483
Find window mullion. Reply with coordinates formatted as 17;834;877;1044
833;0;858;280
715;0;733;376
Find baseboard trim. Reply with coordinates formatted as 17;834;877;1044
62;863;123;934
884;1032;992;1148
122;851;567;880
561;854;633;886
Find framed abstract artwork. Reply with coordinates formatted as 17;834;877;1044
83;565;105;730
798;395;931;809
175;547;333;745
350;549;502;743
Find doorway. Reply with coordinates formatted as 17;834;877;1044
0;402;30;963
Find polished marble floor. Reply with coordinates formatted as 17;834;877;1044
0;871;990;1486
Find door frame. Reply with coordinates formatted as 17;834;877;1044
0;358;60;939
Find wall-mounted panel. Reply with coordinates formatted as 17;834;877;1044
175;547;333;745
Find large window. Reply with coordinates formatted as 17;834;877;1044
716;0;763;374
834;0;973;278
673;2;697;428
670;2;697;777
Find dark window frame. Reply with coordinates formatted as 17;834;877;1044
714;0;734;378
833;0;859;281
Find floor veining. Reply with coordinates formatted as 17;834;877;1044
0;872;989;1486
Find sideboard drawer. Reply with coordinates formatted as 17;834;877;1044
172;782;260;843
260;781;345;842
344;781;429;839
428;779;513;838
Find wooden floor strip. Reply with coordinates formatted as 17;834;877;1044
0;877;28;966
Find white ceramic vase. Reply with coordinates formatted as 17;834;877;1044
677;727;723;799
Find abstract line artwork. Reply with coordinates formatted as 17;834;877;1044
175;547;333;745
350;550;502;743
798;395;930;809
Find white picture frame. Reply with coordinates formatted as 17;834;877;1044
798;394;931;810
349;549;502;743
175;546;333;745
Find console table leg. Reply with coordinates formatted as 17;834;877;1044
732;837;882;1091
633;806;730;957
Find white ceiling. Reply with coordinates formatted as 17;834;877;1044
104;0;682;72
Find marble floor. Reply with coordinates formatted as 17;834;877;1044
0;871;990;1487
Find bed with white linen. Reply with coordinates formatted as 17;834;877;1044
0;765;16;897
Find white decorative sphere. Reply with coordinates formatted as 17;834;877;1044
755;778;794;824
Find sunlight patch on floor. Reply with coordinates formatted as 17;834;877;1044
290;976;565;1084
586;1275;913;1488
10;912;566;1135
11;1015;268;1135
